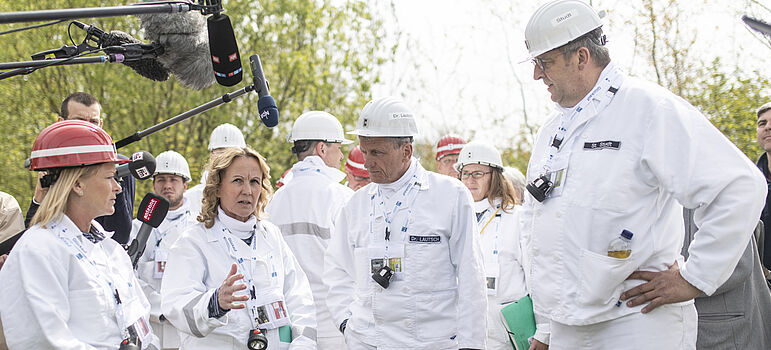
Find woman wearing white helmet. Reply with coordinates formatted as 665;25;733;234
0;120;157;349
455;141;548;350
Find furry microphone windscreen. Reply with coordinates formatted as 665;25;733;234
138;6;216;90
102;30;170;82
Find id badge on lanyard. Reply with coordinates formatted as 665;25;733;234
546;152;569;199
479;210;501;296
369;244;405;281
153;248;168;279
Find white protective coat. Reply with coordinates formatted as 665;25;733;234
130;198;196;348
0;215;158;350
472;199;548;349
160;209;316;350
520;64;768;327
324;159;488;350
265;156;353;345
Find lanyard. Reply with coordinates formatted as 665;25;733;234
477;205;501;260
478;206;501;235
155;210;191;248
541;66;623;174
369;174;421;258
217;222;277;330
55;228;130;340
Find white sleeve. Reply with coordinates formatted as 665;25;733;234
160;231;226;338
450;188;488;349
277;233;317;349
323;207;356;330
1;246;98;350
640;98;767;295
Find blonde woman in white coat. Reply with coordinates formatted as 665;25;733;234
456;141;549;350
161;147;316;350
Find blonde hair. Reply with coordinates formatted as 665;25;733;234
197;147;273;228
485;168;520;212
30;165;100;228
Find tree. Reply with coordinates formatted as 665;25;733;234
0;0;394;209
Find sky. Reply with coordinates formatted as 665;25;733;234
371;0;771;149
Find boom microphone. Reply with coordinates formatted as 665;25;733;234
127;193;170;268
138;4;216;90
116;151;156;180
208;12;242;86
250;55;279;127
72;21;170;81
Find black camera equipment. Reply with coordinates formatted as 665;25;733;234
372;264;394;289
525;174;554;203
247;329;268;350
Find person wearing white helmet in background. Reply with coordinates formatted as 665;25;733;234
455;142;548;350
0;120;158;349
324;96;487;349
186;123;247;216
129;150;195;350
344;145;370;191
435;134;466;178
502;166;526;205
266;111;354;349
520;1;766;349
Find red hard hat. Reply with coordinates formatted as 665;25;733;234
435;134;466;160
29;120;127;171
345;145;369;178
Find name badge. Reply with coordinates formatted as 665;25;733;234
153;248;168;279
408;235;441;244
252;288;290;330
583;140;621;150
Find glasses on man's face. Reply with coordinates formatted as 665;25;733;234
460;171;491;180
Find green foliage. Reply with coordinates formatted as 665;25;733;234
686;59;771;159
0;0;392;209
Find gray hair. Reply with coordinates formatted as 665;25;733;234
558;27;611;68
758;102;771;119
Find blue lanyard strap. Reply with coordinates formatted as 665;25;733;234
369;175;421;258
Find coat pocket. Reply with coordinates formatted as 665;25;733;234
577;248;637;307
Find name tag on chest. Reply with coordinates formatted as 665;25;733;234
409;235;441;244
583;140;621;150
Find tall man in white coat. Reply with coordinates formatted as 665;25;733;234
324;96;488;350
519;1;767;349
266;111;354;349
130;150;196;349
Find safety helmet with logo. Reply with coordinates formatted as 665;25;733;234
154;150;192;182
454;141;504;172
524;0;606;59
435;134;466;160
287;111;353;144
29;120;127;171
345;145;369;178
208;123;246;151
348;96;418;137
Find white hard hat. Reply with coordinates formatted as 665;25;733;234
524;0;605;59
208;123;246;151
454;141;504;171
154;150;192;182
348;96;418;137
288;111;353;144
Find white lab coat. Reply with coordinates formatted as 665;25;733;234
472;199;548;349
0;215;158;350
324;159;488;350
265;156;353;344
520;64;767;327
160;208;316;350
130;198;196;348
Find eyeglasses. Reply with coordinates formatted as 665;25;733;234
460;171;491;179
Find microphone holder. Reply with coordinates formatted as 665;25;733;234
115;82;257;149
0;2;203;24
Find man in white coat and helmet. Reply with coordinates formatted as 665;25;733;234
520;1;767;349
130;150;196;349
266;111;354;349
324;96;488;350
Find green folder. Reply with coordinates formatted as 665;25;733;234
279;325;292;343
500;295;537;350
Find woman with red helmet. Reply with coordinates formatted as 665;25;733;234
0;120;157;349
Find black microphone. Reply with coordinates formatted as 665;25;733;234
250;54;279;127
116;151;156;180
208;12;242;87
72;21;170;82
127;193;170;268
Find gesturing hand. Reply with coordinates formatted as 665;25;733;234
529;339;549;350
218;263;249;310
620;261;701;314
